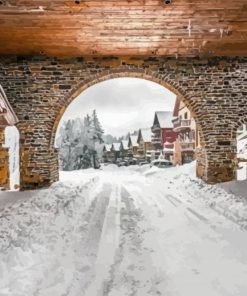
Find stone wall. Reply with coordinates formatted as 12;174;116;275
0;56;246;190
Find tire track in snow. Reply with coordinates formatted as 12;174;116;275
156;189;210;225
83;181;121;296
103;185;168;296
106;185;144;296
67;183;111;295
186;207;208;223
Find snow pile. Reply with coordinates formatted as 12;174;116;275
142;162;247;230
0;178;99;295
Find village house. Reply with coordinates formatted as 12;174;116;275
237;132;247;160
111;142;121;162
237;132;247;180
137;128;153;160
128;135;139;157
120;140;130;158
237;124;247;137
0;85;19;190
0;85;18;127
151;111;176;161
172;97;200;165
102;144;114;163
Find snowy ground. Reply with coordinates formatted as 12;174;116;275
0;162;247;296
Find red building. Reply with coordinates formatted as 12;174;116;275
151;111;176;159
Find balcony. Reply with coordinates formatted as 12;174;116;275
181;142;195;151
151;135;161;144
137;146;144;152
173;119;191;132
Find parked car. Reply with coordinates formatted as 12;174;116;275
150;159;173;168
139;161;149;166
128;157;138;165
118;159;129;167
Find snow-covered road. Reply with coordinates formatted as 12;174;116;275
0;163;247;296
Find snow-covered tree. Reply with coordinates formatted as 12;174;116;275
59;120;77;170
57;110;104;171
91;110;104;143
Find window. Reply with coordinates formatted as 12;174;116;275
184;112;188;119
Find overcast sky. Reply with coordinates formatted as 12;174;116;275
58;78;176;137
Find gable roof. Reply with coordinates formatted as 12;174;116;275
237;131;247;142
121;140;129;150
153;111;174;128
103;144;112;152
128;135;139;147
112;142;121;151
138;128;152;143
237;137;247;154
0;85;18;126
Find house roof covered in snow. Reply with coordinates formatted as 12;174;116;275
112;142;121;151
128;135;139;147
238;138;247;155
237;131;247;142
0;85;18;126
138;128;152;143
103;144;112;152
153;111;174;129
121;140;129;150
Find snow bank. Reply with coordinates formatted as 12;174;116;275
142;161;247;230
0;177;100;295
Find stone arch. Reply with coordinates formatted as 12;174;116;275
49;69;205;150
1;56;244;189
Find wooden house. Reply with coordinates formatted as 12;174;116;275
172;97;200;165
137;128;153;160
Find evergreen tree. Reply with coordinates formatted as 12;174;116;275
91;110;104;143
59;120;76;170
57;110;104;171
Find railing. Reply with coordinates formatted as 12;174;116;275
173;119;191;131
151;136;161;144
181;142;195;151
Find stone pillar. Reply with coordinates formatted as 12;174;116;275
196;146;206;180
196;135;236;184
19;146;59;191
0;129;9;190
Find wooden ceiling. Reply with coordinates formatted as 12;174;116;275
0;0;246;57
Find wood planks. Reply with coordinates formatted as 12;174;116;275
0;0;246;57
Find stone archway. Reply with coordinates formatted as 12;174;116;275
49;70;204;150
0;56;246;190
49;70;207;186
